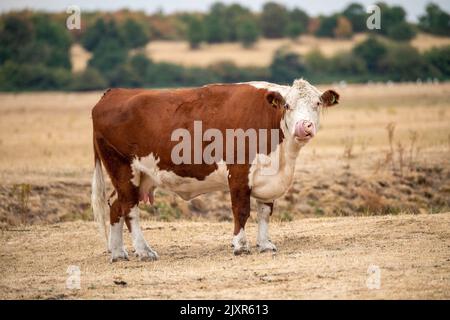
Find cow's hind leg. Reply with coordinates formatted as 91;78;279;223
256;201;277;253
95;137;158;262
109;199;128;261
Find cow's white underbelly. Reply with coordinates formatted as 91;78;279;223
131;147;296;202
131;155;229;200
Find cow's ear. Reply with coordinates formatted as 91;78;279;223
321;89;340;107
265;91;287;109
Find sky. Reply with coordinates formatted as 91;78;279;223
0;0;448;22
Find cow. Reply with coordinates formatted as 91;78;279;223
91;79;339;262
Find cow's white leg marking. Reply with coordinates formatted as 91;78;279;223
232;228;250;255
109;217;128;262
256;202;277;252
129;206;159;261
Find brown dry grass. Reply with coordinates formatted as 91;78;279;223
71;33;450;69
1;213;449;299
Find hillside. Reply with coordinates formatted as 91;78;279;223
71;33;450;70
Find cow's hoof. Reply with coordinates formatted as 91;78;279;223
135;247;159;261
233;245;251;256
110;248;129;262
257;240;277;253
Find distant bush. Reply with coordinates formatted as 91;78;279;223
329;52;367;75
386;22;417;41
315;15;338;38
186;16;204;49
353;36;387;72
342;3;367;32
419;3;450;36
377;44;430;81
334;16;353;39
236;17;260;48
286;8;309;40
0;61;71;91
304;50;329;74
0;13;72;69
371;2;417;41
71;68;107;91
88;40;128;75
270;49;306;83
424;46;450;77
261;2;289;39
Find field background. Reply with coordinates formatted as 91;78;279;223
70;33;450;71
1;81;450;299
1;79;450;300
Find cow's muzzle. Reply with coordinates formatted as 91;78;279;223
294;120;315;141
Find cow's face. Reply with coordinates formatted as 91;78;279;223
282;79;339;143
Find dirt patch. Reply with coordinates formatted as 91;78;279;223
0;213;449;299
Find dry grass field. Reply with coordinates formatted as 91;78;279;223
0;82;449;299
71;33;450;70
1;213;449;299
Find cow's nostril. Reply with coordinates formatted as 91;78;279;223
303;121;313;131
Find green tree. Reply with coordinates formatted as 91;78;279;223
353;36;387;72
424;46;450;77
330;52;367;75
32;14;72;69
315;15;338;38
304;49;329;74
204;2;229;43
81;18;108;51
378;44;429;81
269;49;306;83
88;39;128;74
342;3;367;32
71;68;107;91
0;61;71;90
121;18;149;49
0;14;33;64
419;3;450;36
225;4;252;42
387;22;416;41
261;2;289;38
286;8;308;39
237;17;259;48
186;16;204;49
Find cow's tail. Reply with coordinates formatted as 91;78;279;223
91;145;109;250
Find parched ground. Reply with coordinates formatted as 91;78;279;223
0;213;449;299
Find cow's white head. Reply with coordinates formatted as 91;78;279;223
280;79;339;143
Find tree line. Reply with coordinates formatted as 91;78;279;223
0;2;449;91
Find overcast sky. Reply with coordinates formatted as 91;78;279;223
0;0;448;21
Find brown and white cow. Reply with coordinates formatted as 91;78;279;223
91;79;339;262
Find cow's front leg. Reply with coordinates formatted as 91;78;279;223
126;205;159;261
228;166;251;255
256;201;277;252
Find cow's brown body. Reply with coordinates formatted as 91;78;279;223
91;80;339;261
92;84;286;258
